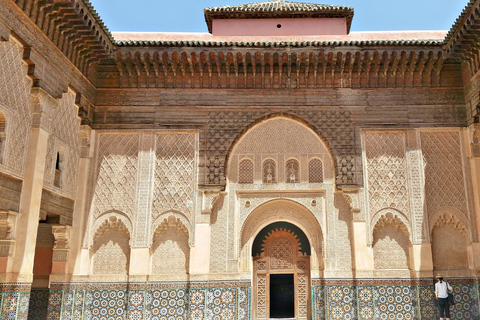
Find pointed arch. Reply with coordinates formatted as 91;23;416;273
227;115;336;188
225;113;336;184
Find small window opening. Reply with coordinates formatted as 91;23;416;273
54;152;62;188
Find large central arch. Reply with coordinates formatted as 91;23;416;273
240;199;323;319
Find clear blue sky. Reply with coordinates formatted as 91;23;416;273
89;0;467;33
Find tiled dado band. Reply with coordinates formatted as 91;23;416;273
312;278;480;320
28;281;251;320
24;279;479;320
0;284;31;320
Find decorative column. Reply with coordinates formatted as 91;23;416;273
345;190;374;278
9;88;55;282
465;126;480;271
406;130;433;277
0;210;18;258
51;226;71;275
129;133;155;281
68;124;93;277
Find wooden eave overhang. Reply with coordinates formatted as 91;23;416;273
444;0;480;74
204;0;354;33
105;42;448;89
11;0;115;75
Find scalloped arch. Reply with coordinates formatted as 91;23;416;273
150;210;192;247
370;208;411;245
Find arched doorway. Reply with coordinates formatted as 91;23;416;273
252;222;311;320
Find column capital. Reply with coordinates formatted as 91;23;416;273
51;225;71;263
30;88;57;132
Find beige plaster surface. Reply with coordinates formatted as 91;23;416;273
212;18;347;36
112;30;447;42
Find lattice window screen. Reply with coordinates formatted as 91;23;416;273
286;159;299;183
239;158;254;183
308;158;323;183
263;159;276;183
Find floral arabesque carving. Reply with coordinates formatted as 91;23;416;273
208;111;355;187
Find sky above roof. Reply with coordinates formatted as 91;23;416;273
88;0;468;33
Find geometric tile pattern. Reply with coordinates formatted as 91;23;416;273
26;282;480;320
28;285;251;320
312;283;480;320
0;291;30;320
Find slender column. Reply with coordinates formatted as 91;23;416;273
352;220;374;276
189;223;211;275
9;88;55;282
68;126;93;276
129;133;155;281
406;129;433;277
51;225;71;275
465;126;480;271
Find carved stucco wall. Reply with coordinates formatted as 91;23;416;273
206;110;356;187
211;117;355;276
91;133;140;221
0;39;32;178
421;131;470;233
363;129;474;275
43;91;80;198
85;131;197;274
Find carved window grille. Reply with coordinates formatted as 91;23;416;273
263;159;276;183
54;152;62;188
239;158;254;183
308;158;323;183
0;113;5;164
285;159;299;183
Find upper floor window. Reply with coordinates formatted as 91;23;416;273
263;159;276;183
308;158;323;183
285;159;299;183
54;152;62;188
239;158;254;183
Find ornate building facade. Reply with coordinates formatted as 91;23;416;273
0;0;480;319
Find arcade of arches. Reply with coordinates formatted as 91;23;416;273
1;0;480;319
